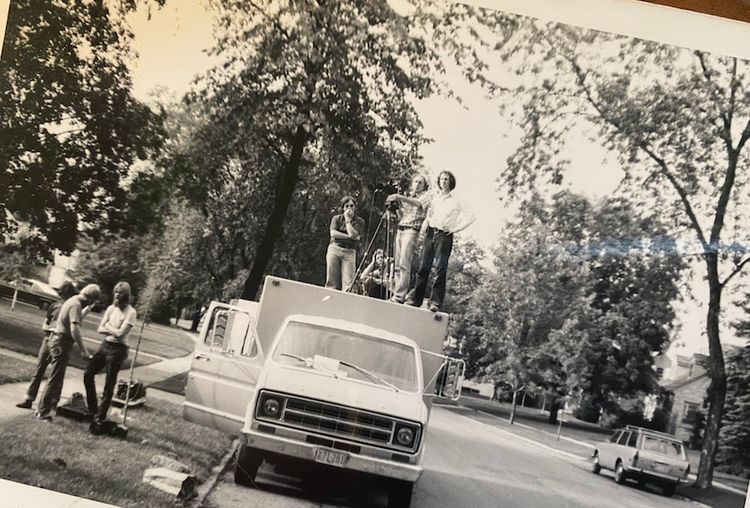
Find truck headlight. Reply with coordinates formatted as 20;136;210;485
262;398;281;417
395;425;415;447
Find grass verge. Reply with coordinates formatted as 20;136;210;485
0;353;36;384
0;399;232;507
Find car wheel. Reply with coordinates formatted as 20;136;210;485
234;445;263;488
387;479;414;508
614;461;627;484
591;452;601;474
662;482;677;497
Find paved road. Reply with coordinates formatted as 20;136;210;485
205;406;700;508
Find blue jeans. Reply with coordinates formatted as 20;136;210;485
411;227;453;308
37;333;74;417
325;243;356;291
84;341;129;421
393;228;419;301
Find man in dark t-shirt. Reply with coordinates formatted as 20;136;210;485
325;195;365;291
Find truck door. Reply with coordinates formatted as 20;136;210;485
183;302;264;434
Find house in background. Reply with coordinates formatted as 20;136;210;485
660;353;710;441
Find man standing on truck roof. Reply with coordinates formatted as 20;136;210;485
35;283;101;420
386;174;430;304
408;171;475;312
326;195;366;291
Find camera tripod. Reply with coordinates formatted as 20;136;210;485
344;208;397;297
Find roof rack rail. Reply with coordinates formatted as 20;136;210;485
624;425;681;439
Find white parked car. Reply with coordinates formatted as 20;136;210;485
591;425;690;497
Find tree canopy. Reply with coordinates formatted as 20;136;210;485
0;0;166;253
491;15;750;487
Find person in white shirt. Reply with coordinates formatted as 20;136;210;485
407;171;475;312
83;281;137;424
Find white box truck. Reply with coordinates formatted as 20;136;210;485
183;276;463;507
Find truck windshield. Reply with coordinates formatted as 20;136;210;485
272;322;419;392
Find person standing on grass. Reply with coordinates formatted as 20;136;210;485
84;281;137;425
407;171;475;312
35;283;101;420
15;282;89;410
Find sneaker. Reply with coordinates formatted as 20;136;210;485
36;412;52;421
429;302;440;312
15;399;32;409
390;295;404;304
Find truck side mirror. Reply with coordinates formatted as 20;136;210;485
436;358;465;400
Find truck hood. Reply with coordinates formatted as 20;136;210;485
260;364;427;424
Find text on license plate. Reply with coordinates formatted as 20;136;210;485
314;448;349;467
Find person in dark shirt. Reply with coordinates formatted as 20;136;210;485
325;195;366;291
15;282;88;410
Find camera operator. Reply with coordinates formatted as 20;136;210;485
386;174;430;303
326;195;366;291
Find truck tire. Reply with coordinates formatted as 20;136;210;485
234;445;263;488
662;482;677;497
614;461;627;485
387;479;413;508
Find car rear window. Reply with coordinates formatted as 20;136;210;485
642;435;684;457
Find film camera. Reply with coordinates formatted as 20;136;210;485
370;179;401;213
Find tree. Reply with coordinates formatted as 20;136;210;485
470;221;591;424
495;18;750;487
537;191;686;415
0;0;166;253
69;234;149;307
174;0;512;300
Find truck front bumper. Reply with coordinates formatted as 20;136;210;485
241;429;423;483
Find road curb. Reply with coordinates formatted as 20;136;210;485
188;439;240;508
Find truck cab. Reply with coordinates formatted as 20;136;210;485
183;276;463;507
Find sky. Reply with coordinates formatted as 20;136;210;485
123;0;749;356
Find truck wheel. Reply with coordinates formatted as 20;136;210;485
614;461;627;484
591;452;601;474
662;482;677;497
234;445;263;488
387;479;413;508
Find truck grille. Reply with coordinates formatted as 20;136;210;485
284;397;393;444
256;391;419;451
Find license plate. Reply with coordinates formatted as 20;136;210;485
314;448;349;467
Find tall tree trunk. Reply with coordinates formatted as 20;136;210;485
510;389;518;425
696;253;727;488
241;125;308;300
548;397;560;424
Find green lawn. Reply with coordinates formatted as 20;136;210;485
0;301;195;371
0;354;36;384
0;400;232;507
